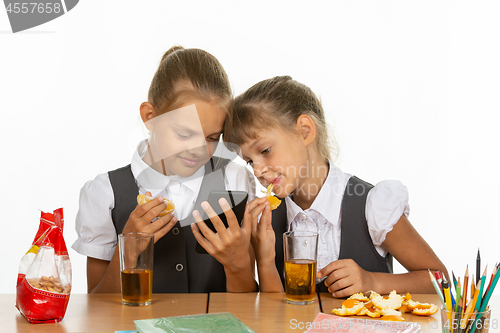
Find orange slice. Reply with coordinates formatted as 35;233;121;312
262;183;281;210
137;194;175;217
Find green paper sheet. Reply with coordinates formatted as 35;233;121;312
134;312;256;333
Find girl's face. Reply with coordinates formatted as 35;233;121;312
239;127;310;199
148;100;226;177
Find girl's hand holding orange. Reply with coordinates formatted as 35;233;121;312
318;258;376;298
122;191;178;243
246;197;275;265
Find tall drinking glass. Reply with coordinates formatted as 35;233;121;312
118;232;154;306
283;231;318;305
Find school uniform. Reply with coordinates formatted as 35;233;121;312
72;140;265;293
274;162;409;292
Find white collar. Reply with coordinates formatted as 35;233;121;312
130;140;205;197
285;161;350;228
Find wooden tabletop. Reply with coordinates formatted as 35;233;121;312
209;292;321;332
4;292;499;332
3;293;207;333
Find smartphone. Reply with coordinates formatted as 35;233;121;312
195;190;248;254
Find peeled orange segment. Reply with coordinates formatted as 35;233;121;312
261;183;281;210
137;194;175;217
267;195;281;210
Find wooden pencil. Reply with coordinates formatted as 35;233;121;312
460;280;481;329
476;249;480;285
462;265;469;316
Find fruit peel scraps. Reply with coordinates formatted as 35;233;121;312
331;290;438;321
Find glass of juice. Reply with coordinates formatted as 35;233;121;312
283;230;318;305
118;232;154;306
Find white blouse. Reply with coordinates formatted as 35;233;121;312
72;140;256;261
286;162;409;281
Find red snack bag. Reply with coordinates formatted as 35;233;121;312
16;208;72;324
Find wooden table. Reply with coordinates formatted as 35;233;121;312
3;293;207;333
4;292;499;332
209;292;321;332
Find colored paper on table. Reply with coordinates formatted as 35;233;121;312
305;313;421;333
134;312;255;333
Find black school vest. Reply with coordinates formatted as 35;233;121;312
273;176;393;293
109;157;288;293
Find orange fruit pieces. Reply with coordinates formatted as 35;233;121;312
137;194;175;217
262;183;281;210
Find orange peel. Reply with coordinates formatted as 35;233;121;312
332;301;365;316
331;290;438;319
412;304;438;316
348;292;370;303
137;194;175;217
371;290;404;310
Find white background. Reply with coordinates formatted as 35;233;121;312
1;1;499;296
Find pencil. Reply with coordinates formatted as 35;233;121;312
462;265;469;313
469;266;496;333
483;263;497;298
443;280;453;326
474;266;488;314
436;271;444;294
428;269;446;308
476;248;480;285
478;264;499;317
470;274;475;302
452;271;458;290
460;280;481;329
455;277;462;312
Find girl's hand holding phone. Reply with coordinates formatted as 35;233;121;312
318;259;375;298
122;191;178;243
191;198;252;271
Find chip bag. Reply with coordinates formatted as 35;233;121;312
16;208;72;324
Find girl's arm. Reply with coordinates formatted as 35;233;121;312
87;251;121;293
318;214;448;297
87;192;178;293
252;201;284;292
372;213;448;293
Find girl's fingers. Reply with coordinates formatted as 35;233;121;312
240;203;252;234
246;197;268;212
142;213;174;236
191;223;215;254
191;209;216;240
217;198;239;229
151;215;178;242
200;201;227;235
138;196;167;220
256;202;271;235
331;284;356;298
